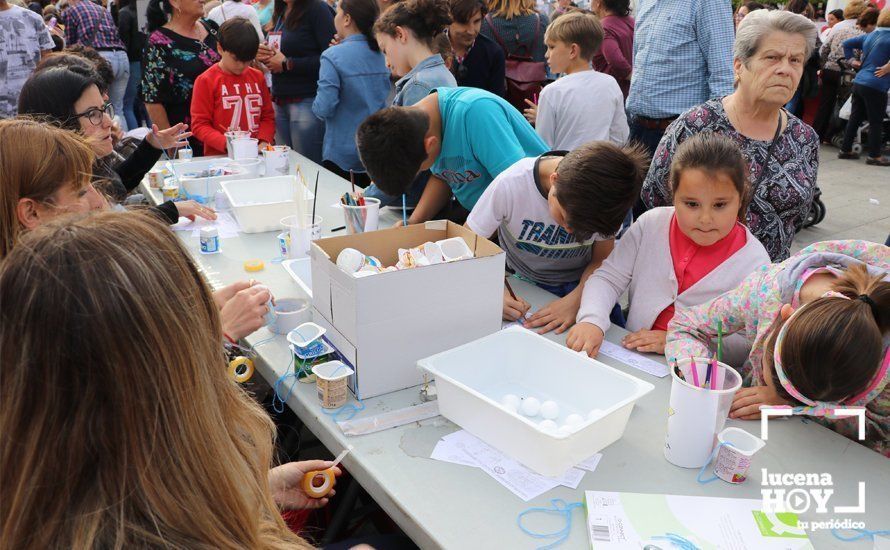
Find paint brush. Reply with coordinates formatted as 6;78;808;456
311;171;319;223
349;169;356;194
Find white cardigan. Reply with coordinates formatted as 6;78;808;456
577;207;770;334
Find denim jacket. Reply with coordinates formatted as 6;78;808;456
392;54;457;107
312;35;391;171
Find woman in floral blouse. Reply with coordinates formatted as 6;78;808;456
640;10;820;262
142;0;221;155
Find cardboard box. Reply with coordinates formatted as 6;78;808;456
310;220;505;399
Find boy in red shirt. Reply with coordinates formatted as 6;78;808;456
191;17;275;156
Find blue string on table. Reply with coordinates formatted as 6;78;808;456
831;528;890;542
516;499;583;549
651;533;701;550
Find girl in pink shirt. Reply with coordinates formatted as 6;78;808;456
569;133;769;358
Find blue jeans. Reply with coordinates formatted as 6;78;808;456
628;116;667;219
99;50;130;132
122;61;141;130
274;99;324;164
533;279;626;328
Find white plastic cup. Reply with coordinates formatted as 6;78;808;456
230;158;262;176
263;145;291;176
268;297;312;335
232;138;259;160
312;360;354;409
708;427;765;484
225;130;250;158
280;214;322;259
664;357;742;468
436;237;474;261
342;197;380;234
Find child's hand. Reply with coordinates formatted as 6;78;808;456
258;141;271;152
566;322;604;357
621;329;667;354
503;287;531;321
330;34;341;47
730;386;789;420
524;293;580;335
523;99;537;125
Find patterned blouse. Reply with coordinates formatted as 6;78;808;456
640;98;820;262
665;240;890;456
142;21;220;153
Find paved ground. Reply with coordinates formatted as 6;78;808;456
792;144;889;253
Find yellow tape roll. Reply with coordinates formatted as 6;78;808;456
243;259;265;272
301;468;335;498
228;356;254;383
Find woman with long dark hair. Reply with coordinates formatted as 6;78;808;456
256;0;335;164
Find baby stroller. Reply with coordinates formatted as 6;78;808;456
802;188;826;229
829;59;890;155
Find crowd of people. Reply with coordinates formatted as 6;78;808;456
0;0;889;547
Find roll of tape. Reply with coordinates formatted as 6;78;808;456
301;468;335;498
228;356;254;383
243;259;265;272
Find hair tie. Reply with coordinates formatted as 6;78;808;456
858;294;876;307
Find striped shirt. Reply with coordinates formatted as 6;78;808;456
63;0;125;51
626;0;734;119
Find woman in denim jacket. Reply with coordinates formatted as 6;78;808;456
312;0;391;185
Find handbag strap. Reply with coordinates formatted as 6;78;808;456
484;13;539;59
755;112;783;189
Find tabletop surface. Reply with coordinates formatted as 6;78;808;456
141;154;889;550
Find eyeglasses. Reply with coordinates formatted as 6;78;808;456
74;102;114;126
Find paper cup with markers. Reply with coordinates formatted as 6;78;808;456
341;197;380;234
664;357;742;468
280;214;322;259
263;145;291;176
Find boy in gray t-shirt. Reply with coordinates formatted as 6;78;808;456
466;141;648;333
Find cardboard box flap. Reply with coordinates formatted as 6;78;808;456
311;220;503;269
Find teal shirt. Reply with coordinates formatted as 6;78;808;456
432;87;548;210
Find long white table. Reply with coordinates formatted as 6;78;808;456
141;154;889;549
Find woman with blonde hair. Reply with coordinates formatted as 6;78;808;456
0;118;104;259
0;211;340;548
480;0;548;80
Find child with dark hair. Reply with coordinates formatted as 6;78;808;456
191;17;275;157
357;87;548;224
569;133;770;360
667;245;889;456
312;0;390;185
447;0;505;97
467;142;648;328
360;0;456;205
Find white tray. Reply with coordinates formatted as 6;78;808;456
221;176;314;233
418;326;654;476
282;257;312;298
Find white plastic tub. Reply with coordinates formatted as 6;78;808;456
173;158;252;201
221;176;314;233
418;326;654;476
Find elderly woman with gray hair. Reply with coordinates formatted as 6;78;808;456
640;10;819;262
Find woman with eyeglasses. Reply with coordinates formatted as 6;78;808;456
17;65;215;223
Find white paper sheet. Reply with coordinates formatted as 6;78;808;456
585;491;813;549
431;430;599;501
172;211;240;239
598;340;669;378
576;453;603;472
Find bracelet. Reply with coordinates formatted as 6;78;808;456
224;332;237;345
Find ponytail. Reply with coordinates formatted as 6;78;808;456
373;0;451;47
340;0;381;52
146;0;171;33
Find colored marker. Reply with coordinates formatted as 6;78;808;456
690;357;700;387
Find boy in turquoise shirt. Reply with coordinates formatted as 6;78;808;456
357;87;548;224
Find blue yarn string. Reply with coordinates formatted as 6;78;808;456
517;499;584;549
652;533;701;550
832;528;890;542
272;354;298;413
